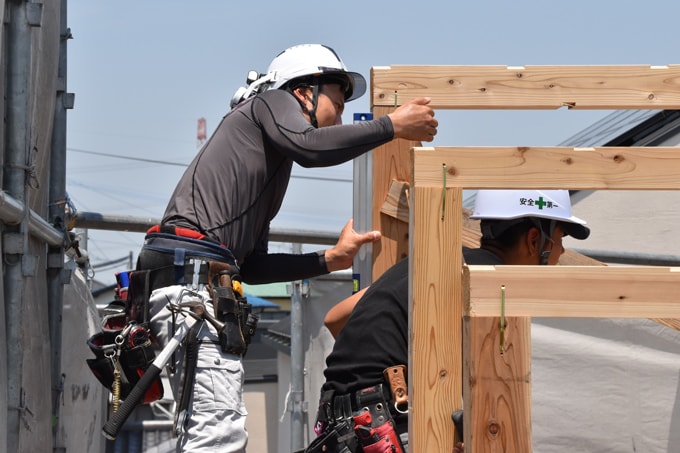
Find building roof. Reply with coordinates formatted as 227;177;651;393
559;110;680;147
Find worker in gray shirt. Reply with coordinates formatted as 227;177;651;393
135;44;438;452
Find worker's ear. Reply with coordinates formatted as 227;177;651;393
526;227;540;255
292;87;312;104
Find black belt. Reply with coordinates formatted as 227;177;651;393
325;384;405;423
143;233;237;265
141;233;238;289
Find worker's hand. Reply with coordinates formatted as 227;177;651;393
453;442;465;453
388;97;438;142
324;219;381;272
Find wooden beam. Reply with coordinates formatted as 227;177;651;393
409;184;463;453
413;146;680;190
466;265;680;318
463;210;680;331
372;65;680;109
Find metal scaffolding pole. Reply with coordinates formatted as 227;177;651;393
3;2;34;449
47;1;73;450
289;243;307;452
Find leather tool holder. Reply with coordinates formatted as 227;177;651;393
383;364;408;413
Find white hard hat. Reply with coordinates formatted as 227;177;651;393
470;190;589;239
266;44;366;101
230;44;366;109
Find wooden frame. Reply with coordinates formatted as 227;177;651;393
369;65;680;452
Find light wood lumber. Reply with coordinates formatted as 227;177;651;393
371;106;417;281
376;63;680;453
463;316;532;452
466;265;680;318
409;186;462;453
380;180;410;223
413;146;680;190
372;65;680;109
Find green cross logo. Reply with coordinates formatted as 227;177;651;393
535;196;547;210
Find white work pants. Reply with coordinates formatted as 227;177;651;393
149;285;248;453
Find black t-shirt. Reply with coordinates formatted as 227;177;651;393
321;247;503;395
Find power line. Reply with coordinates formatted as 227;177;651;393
67;147;353;182
68;147;189;167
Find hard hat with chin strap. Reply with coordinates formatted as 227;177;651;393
230;44;366;109
267;44;366;101
470;189;590;240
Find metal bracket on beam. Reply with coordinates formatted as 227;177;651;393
26;3;43;27
63;93;75;109
3;233;38;276
3;232;23;254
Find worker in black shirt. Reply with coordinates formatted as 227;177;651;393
309;189;590;453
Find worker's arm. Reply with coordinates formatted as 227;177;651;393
324;287;368;338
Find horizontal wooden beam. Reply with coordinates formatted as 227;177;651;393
464;265;680;318
372;65;680;109
412;146;680;190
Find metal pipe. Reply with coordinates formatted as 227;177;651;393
47;1;71;449
289;243;306;452
352;113;374;292
3;2;32;449
119;419;174;431
0;191;64;246
73;211;339;245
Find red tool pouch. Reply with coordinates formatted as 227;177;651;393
353;409;404;453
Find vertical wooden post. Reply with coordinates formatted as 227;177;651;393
463;313;532;452
370;106;418;280
409;181;463;452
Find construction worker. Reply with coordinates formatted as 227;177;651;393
135;44;438;453
309;189;590;453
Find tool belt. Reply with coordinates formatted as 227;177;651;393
137;231;258;355
307;371;408;453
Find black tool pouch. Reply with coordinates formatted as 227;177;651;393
86;312;162;404
214;284;247;356
239;298;259;351
207;263;259;356
304;419;356;453
85;270;163;405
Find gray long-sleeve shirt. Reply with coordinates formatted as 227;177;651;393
162;89;394;283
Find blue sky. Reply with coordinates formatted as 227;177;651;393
66;0;680;282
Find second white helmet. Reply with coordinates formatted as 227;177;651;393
470;189;589;239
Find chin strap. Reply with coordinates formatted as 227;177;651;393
308;84;320;128
534;219;557;265
294;83;320;128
